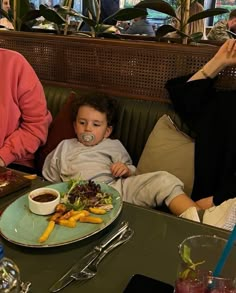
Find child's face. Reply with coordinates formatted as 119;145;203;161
73;105;112;146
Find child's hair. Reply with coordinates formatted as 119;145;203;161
72;92;118;128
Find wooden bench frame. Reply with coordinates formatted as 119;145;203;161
1;31;236;103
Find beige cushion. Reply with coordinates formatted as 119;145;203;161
136;114;194;196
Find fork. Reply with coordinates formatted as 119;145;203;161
71;227;134;281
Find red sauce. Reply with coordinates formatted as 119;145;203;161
33;193;57;203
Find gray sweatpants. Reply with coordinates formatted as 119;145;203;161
110;171;184;208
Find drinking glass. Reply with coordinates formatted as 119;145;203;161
175;235;236;293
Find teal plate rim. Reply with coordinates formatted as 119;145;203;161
0;182;122;248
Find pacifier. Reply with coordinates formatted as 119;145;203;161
79;133;95;143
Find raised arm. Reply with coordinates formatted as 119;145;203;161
165;39;236;131
189;39;236;81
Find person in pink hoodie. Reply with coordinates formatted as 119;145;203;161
0;48;52;171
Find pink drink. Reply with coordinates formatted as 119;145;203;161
175;277;236;293
211;288;236;293
176;236;236;293
175;278;205;293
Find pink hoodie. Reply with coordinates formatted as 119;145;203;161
0;48;52;167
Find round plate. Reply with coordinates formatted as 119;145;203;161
0;182;122;248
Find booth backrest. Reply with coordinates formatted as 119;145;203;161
1;31;236;103
42;84;190;167
1;31;236;171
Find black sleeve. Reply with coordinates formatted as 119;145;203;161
165;75;217;132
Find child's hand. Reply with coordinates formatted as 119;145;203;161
110;162;130;178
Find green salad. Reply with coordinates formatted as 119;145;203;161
60;179;113;211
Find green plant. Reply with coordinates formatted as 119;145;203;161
23;4;66;34
76;0;150;37
134;0;228;42
78;0;228;41
1;0;78;33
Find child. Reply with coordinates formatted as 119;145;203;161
42;93;236;230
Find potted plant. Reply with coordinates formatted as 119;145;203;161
1;0;79;34
133;0;228;43
76;0;151;37
77;0;228;42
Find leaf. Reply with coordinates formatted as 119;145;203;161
175;29;190;38
97;24;114;33
80;15;97;28
75;32;92;37
190;31;203;42
189;260;205;271
39;4;48;13
39;5;66;25
21;10;41;23
135;0;177;18
57;6;70;14
62;0;74;7
187;8;228;23
97;32;121;39
179;244;206;279
94;0;100;23
104;7;148;22
180;268;192;279
84;0;99;21
155;25;191;39
14;0;31;21
56;6;80;17
155;24;176;38
182;244;194;266
95;23;119;36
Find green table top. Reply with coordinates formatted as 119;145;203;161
0;177;232;293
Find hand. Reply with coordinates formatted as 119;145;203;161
189;39;236;81
213;39;236;67
110;162;130;178
116;21;130;30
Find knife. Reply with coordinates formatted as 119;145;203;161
49;221;129;292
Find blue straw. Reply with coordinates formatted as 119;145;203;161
213;225;236;277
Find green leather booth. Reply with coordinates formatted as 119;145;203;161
42;83;189;167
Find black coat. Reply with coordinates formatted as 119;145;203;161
165;75;236;205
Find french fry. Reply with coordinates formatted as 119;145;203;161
39;220;55;243
58;219;77;228
24;174;37;180
89;207;106;215
55;203;67;213
69;210;90;222
70;210;83;216
79;216;103;224
49;212;63;222
59;210;75;220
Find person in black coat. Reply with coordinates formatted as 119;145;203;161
166;39;236;217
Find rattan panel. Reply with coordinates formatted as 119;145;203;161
1;31;236;102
